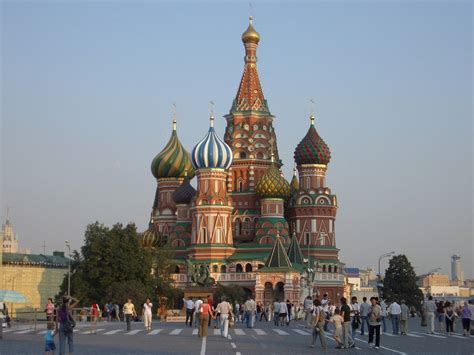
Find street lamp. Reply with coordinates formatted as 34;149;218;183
65;240;71;297
377;251;395;298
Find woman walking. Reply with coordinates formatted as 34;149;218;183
90;302;99;334
198;300;214;337
44;298;55;322
143;298;153;332
460;301;472;336
368;297;382;349
444;301;455;335
56;296;78;355
123;298;137;331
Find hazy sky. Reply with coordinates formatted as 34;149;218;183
1;1;472;278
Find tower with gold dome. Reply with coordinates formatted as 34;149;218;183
142;17;345;304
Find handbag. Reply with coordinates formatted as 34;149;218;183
64;312;76;334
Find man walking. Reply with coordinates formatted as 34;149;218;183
380;299;388;333
273;300;280;326
304;296;313;328
244;296;255;328
423;296;437;334
340;297;355;349
184;297;194;327
350;296;360;340
216;296;233;338
368;297;382;349
388;300;401;335
359;297;370;335
194;297;203;328
400;300;409;335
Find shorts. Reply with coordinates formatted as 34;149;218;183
45;342;56;351
438;314;445;322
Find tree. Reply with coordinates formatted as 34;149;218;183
56;222;176;309
213;284;246;305
382;254;423;309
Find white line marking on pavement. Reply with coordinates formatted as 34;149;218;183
213;328;221;336
126;329;142;335
413;331;446;339
231;342;237;349
236;352;241;355
38;330;47;334
13;329;32;334
292;329;310;335
254;328;267;335
2;329;17;333
384;333;398;337
82;328;106;335
228;334;232;340
192;329;198;335
379;345;407;355
434;332;467;339
147;329;162;335
170;329;183;335
200;335;206;355
406;333;424;338
234;328;245;335
272;329;289;335
104;329;123;335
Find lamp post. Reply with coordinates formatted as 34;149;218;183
377;251;395;298
65;240;71;297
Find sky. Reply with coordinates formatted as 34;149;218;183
1;1;472;278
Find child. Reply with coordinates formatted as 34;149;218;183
44;322;56;355
329;308;344;348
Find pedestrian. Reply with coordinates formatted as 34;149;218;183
114;304;120;322
244;296;255;328
56;296;78;355
400;300;410;335
216;296;233;338
194;297;203;328
207;295;213;327
388;300;401;335
198;300;214;338
350;296;360;340
44;298;55;323
444;301;455;335
423;295;437;334
436;300;445;333
123;298;136;331
310;299;328;350
234;302;240;323
184;297;194;327
380;298;388;333
359;297;370;335
467;300;474;336
143;298;153;331
44;322;56;355
340;297;355;349
273;299;281;326
90;302;99;334
278;299;288;327
329;308;344;348
259;302;268;321
321;295;329;331
304;296;313;328
286;300;292;325
368;297;382;349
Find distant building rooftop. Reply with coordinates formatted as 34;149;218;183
2;251;70;268
344;267;360;277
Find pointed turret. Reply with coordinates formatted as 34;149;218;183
287;232;304;265
263;235;293;269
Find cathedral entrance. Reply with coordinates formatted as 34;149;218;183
263;282;273;306
274;281;285;302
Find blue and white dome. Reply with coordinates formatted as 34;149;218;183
192;116;233;170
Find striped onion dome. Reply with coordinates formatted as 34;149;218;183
140;216;164;248
151;120;194;179
294;115;331;166
256;155;291;199
191;116;233;170
172;172;196;205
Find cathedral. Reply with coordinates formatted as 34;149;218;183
141;17;345;305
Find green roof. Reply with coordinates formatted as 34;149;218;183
264;236;293;269
2;252;70;268
318;259;340;264
287;233;304;265
228;251;269;261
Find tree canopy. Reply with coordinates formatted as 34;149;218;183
56;222;176;309
382;254;423;309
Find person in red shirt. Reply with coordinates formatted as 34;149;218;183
207;295;213;326
198;302;214;337
90;303;99;334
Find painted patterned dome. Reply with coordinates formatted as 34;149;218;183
294;115;331;166
172;173;196;205
256;158;291;199
141;216;164;248
192;116;233;170
151;120;194;179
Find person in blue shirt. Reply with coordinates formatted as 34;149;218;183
44;322;56;354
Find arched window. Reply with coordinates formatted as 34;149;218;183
234;219;241;236
334;266;338;273
245;263;253;272
328;265;332;273
238;179;244;192
322;265;326;272
240;152;247;159
220;265;227;273
174;266;180;274
212;265;218;273
236;263;243;273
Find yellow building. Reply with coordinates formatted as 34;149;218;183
421;272;450;288
1;252;69;317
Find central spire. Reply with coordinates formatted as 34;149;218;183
231;17;269;114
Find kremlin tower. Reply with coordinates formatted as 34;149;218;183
142;17;345;303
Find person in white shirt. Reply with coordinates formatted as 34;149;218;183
194;298;203;328
350;296;360;340
304;296;313;328
388;301;401;335
142;298;153;331
216;296;233;338
273;301;281;326
423;296;437;334
184;297;195;327
380;299;388;333
278;300;288;327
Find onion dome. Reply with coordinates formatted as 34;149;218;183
172;172;196;205
290;167;299;192
151;120;194;179
294;115;331;166
242;16;260;44
192;116;233;170
141;216;163;248
256;155;291;199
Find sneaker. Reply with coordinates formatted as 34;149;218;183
368;343;374;348
374;346;380;349
349;342;355;348
309;344;315;348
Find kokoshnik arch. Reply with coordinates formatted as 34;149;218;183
141;17;345;304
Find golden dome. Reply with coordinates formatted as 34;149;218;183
242;16;260;44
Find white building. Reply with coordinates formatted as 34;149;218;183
451;254;464;282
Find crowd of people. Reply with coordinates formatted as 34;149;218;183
422;296;473;336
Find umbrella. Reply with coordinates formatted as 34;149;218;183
0;290;27;303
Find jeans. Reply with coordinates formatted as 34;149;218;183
381;315;387;332
343;321;354;348
391;314;400;334
259;311;268;321
445;318;454;333
311;321;327;349
220;314;229;337
274;312;279;325
185;309;194;326
360;316;369;334
125;314;133;331
368;324;381;347
59;324;74;354
245;311;252;328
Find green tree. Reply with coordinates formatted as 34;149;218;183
213;284;246;305
56;222;176;309
382;254;423;309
